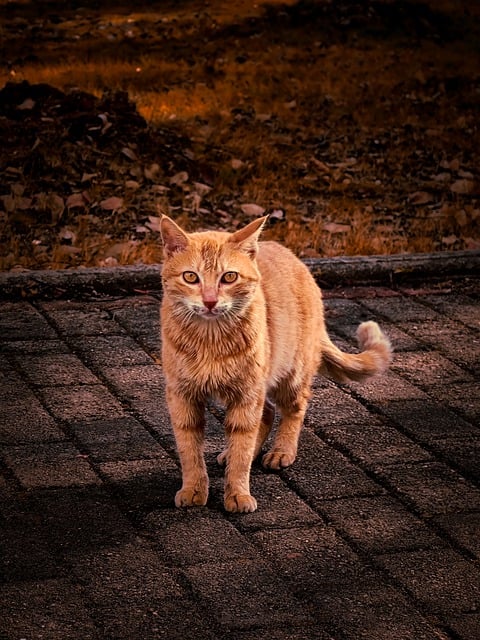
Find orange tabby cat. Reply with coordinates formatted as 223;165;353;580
160;215;391;513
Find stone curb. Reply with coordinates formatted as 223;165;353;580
0;250;479;299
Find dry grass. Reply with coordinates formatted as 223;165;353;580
0;0;479;270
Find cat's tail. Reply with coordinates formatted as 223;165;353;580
320;321;392;383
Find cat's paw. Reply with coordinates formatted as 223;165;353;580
175;486;208;508
262;449;296;470
224;493;257;513
216;450;227;466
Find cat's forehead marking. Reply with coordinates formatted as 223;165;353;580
199;239;223;272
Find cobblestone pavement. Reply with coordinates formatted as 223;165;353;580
0;273;479;639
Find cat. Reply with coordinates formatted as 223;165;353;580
160;215;392;513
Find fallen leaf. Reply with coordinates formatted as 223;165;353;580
66;193;86;208
17;97;35;110
442;234;458;246
408;191;433;205
231;159;244;170
169;171;189;186
46;193;65;224
145;215;161;232
121;147;138;161
100;196;123;211
241;203;265;217
323;222;351;233
450;179;473;194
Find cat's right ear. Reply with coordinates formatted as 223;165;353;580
160;216;189;257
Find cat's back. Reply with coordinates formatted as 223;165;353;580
257;241;319;292
257;240;323;319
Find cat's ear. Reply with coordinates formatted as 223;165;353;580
160;216;189;257
228;216;268;259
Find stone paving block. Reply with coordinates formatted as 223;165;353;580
184;559;312;630
306;385;376;428
427;381;480;422
1;442;100;488
98;457;180;512
447;613;480;640
434;512;480;558
319;495;445;554
226;474;321;531
317;420;433;468
102;296;160;336
144;508;259;566
0;507;65;581
430;437;480;482
377;462;480;517
377;549;480;614
0;390;65;444
12;351;99;386
281;430;384;506
420;293;480;331
41;305;126;336
391;350;474;387
314;581;445;640
379;398;479;442
397;317;480;373
0;579;99;640
0;303;58;340
229;629;335;640
0;338;70;354
39;383;125;421
71;416;168;462
376;322;424;352
351;370;428;403
69;333;154;368
36;486;135;555
72;541;216;640
101;363;165;401
250;524;374;596
361;295;439;323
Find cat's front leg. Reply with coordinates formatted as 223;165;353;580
223;398;264;513
166;389;208;507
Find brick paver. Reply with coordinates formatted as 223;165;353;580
0;275;479;639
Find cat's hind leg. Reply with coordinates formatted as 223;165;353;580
262;380;311;470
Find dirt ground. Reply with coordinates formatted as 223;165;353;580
0;0;479;270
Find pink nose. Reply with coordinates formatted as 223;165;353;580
204;300;217;311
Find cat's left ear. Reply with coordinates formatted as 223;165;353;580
228;215;268;259
160;215;189;257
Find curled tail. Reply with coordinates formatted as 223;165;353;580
320;320;392;383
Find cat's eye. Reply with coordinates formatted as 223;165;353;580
221;271;238;284
183;271;199;284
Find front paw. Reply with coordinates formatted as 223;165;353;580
175;486;208;508
224;493;257;513
262;449;296;470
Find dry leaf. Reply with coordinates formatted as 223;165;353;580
408;191;433;205
66;193;86;208
100;196;124;211
323;222;351;233
144;163;160;180
241;203;265;217
145;216;162;232
450;179;473;194
231;159;244;170
442;234;458;246
169;171;189;186
46;193;65;224
121;147;138;161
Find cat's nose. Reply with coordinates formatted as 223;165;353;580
203;300;217;311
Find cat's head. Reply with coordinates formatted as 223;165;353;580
160;215;267;321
